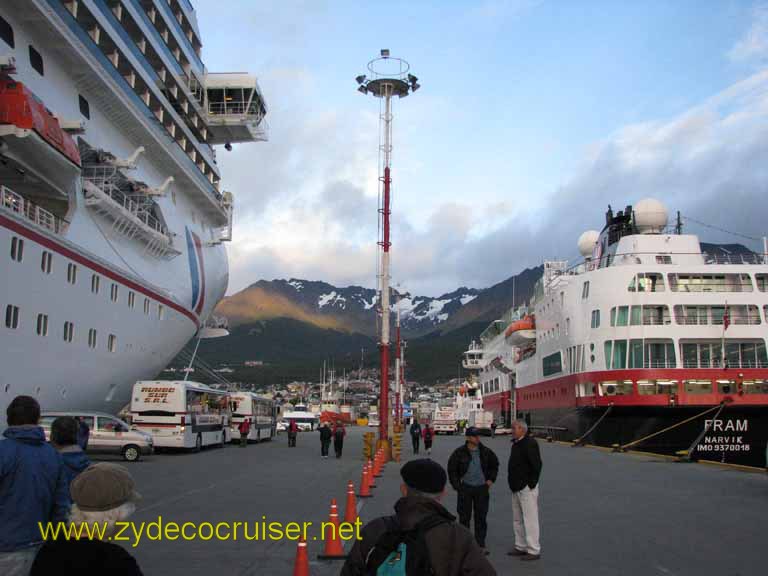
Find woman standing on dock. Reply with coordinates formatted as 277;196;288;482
333;422;346;458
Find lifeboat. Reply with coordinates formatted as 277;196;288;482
505;315;536;345
0;78;81;167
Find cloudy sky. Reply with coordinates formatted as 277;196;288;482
194;0;768;297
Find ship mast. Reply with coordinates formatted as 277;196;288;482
357;50;420;450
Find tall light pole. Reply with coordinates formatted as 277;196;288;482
357;50;420;449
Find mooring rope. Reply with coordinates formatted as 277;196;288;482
573;404;613;446
618;403;723;451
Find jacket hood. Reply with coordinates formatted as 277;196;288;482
2;425;46;444
60;448;91;474
394;495;455;531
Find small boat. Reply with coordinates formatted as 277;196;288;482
505;315;536;345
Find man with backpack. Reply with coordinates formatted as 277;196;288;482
447;427;499;556
409;420;422;454
340;459;496;576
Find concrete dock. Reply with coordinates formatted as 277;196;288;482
120;427;766;575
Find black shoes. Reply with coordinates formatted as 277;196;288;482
520;553;541;561
506;549;527;557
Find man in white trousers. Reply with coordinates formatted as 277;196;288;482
506;420;542;561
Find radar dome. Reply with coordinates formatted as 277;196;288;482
633;198;668;233
578;230;600;258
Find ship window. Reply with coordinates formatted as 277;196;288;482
684;380;712;394
5;305;19;329
655;255;672;265
581;281;590;299
41;251;52;274
157;304;164;320
88;328;97;349
67;263;77;285
63;321;74;343
10;237;23;262
108;334;117;353
0;15;13;48
668;273;753;293
542;351;562;377
128;291;135;309
144;298;150;315
111;283;119;302
637;379;678;395
628;273;665;292
590;309;600;329
599;380;632;396
29;45;44;76
91;274;100;294
36;313;48;337
78;95;90;119
629;339;643;368
757;274;767;292
610;306;629;327
743;379;768;394
645;340;676;368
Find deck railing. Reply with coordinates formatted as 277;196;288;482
1;185;67;235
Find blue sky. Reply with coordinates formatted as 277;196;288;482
192;1;768;296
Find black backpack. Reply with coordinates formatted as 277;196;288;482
364;514;449;576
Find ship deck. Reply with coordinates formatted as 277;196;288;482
123;427;766;575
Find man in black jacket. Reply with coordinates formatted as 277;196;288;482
506;420;542;561
410;420;422;454
447;427;499;554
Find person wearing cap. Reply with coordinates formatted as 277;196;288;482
50;416;91;497
447;427;499;555
340;459;496;576
31;462;143;575
0;396;70;576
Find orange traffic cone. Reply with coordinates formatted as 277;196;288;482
344;480;358;523
317;498;347;560
373;453;383;478
358;464;372;497
293;538;310;576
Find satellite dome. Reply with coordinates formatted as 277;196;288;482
633;198;668;233
578;230;600;258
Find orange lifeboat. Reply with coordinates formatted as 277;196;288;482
0;78;81;167
505;315;536;345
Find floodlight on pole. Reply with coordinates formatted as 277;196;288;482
356;50;420;446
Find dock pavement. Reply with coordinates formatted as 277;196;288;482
120;427;766;575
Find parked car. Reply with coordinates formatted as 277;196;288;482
40;411;153;462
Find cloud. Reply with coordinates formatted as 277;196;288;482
730;4;768;63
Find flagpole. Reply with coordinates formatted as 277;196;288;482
721;301;728;368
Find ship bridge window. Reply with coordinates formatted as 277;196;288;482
0;15;14;48
5;305;19;329
10;237;23;262
628;272;665;292
757;274;768;292
678;340;766;368
668;273;753;293
675;304;761;326
78;95;90;120
29;45;44;76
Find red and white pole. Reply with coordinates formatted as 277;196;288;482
379;85;393;442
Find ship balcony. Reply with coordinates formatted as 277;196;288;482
204;73;268;145
81;169;180;259
1;185;68;235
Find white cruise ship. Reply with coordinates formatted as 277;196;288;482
0;0;267;426
464;199;768;467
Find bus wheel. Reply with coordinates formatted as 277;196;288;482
194;434;202;453
123;445;140;462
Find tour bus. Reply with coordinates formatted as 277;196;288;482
282;405;320;431
229;392;276;442
130;381;231;451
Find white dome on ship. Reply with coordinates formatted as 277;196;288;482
633;198;668;233
578;230;600;257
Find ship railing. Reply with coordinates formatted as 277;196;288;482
675;317;762;326
207;100;265;119
1;185;67;235
682;360;768;369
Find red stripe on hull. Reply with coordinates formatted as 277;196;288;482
515;369;768;410
1;212;199;328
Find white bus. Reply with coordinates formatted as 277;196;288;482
229;392;276;442
130;381;231;451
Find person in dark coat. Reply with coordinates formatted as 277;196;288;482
238;418;251;447
287;419;298;447
332;422;346;458
0;396;70;576
76;417;90;451
31;463;143;575
506;419;542;561
423;423;434;455
50;416;91;498
319;423;332;458
447;427;499;555
340;459;496;576
410;420;422;454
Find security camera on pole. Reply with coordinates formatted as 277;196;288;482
356;50;420;459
